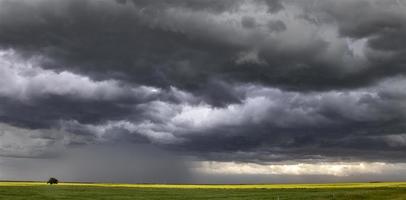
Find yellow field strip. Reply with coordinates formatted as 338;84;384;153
0;182;406;189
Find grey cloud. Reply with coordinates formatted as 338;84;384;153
3;73;406;162
262;0;284;13
319;0;406;79
0;123;65;158
241;16;257;29
34;78;406;163
0;50;161;102
323;0;405;39
1;0;402;91
267;20;286;32
127;0;242;13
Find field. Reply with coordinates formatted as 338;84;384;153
0;182;406;199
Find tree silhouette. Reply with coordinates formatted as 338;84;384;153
47;177;59;185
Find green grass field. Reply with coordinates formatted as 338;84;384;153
0;182;405;199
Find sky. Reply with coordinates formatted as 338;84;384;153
0;0;406;184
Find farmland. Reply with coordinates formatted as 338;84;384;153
0;182;405;199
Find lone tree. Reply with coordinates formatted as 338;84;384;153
47;177;59;185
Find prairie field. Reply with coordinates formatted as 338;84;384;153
0;182;405;200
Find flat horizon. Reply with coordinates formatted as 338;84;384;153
0;0;406;185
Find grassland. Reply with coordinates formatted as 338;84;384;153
0;181;405;199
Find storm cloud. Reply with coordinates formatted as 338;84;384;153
0;0;406;183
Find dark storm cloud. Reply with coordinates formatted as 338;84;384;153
262;0;284;13
0;0;239;91
124;0;242;13
1;0;405;92
241;16;257;29
318;0;406;85
1;0;406;183
189;124;406;163
267;20;286;32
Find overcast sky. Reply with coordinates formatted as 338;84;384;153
0;0;406;184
